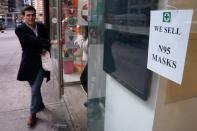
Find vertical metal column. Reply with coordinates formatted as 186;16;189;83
57;0;64;98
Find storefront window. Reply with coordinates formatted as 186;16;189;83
61;0;88;84
50;0;197;131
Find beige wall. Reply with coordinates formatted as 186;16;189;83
169;0;197;33
153;0;197;131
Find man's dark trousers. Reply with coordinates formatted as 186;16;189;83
29;68;45;114
80;64;88;93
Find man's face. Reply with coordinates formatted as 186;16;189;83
23;10;36;27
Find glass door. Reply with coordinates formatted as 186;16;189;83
50;0;64;97
88;0;106;131
49;0;89;97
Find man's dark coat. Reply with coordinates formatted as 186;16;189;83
15;22;51;84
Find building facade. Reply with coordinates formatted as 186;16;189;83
49;0;197;131
34;0;44;22
0;0;8;15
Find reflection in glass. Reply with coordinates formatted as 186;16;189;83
103;0;159;100
105;0;158;26
103;29;150;100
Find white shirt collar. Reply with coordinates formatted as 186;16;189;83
25;23;38;37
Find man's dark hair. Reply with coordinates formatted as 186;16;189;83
21;6;36;15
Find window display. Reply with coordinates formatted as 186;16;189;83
61;0;88;83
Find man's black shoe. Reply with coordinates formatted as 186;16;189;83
27;114;37;128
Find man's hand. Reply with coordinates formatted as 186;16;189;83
41;49;46;55
50;40;58;45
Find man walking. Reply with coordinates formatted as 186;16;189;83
15;6;54;127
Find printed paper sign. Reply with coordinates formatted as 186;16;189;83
147;10;193;84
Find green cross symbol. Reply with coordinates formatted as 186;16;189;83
163;12;171;23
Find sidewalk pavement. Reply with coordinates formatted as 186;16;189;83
0;30;70;131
